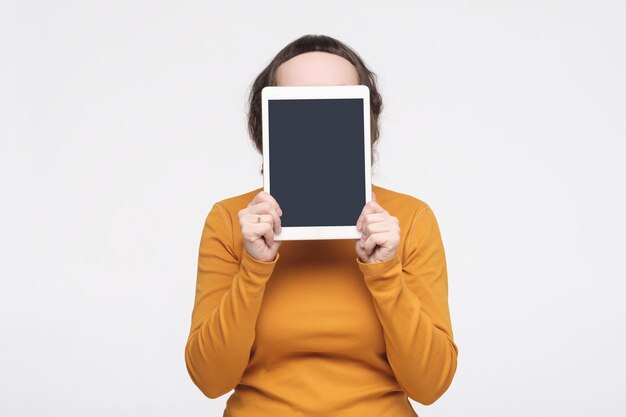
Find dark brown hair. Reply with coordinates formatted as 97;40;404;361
247;34;384;175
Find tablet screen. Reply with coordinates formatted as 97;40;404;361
268;98;366;227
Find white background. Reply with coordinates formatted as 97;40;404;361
2;1;625;416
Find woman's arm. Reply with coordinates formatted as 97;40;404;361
356;204;458;405
185;202;279;399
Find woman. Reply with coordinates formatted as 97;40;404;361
185;34;458;417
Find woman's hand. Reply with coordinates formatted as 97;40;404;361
238;191;283;262
355;190;401;264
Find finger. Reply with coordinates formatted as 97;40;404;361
368;200;387;215
254;212;281;235
362;231;393;253
360;212;389;234
262;222;275;246
249;213;279;232
252;191;283;216
360;212;389;235
362;219;392;238
264;192;283;216
357;199;389;230
251;222;274;247
356;201;376;231
248;203;281;233
357;237;374;257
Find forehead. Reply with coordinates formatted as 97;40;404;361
276;51;360;86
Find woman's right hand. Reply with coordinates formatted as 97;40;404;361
238;191;283;262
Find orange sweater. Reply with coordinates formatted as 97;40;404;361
185;184;458;416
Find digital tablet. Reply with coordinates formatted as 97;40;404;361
261;84;372;241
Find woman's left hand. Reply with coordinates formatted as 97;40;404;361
355;190;401;264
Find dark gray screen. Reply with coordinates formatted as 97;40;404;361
268;98;366;227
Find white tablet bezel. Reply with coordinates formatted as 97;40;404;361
261;84;372;241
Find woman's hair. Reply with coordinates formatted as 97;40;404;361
247;34;384;175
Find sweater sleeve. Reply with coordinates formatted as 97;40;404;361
184;202;280;399
355;205;458;405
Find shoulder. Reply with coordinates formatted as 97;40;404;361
373;184;431;217
373;185;444;261
372;184;440;243
199;188;262;248
210;186;264;218
208;184;436;224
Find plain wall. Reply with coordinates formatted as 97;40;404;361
1;0;625;415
